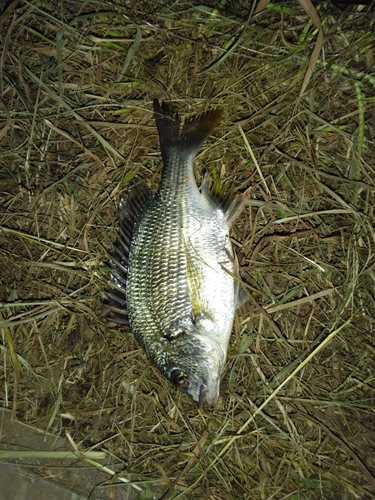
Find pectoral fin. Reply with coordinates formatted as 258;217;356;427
185;246;205;318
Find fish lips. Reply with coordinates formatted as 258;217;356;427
198;378;221;406
194;336;226;406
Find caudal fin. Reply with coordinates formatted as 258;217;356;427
153;99;222;163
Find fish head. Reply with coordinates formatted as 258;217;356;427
170;366;220;406
159;316;227;405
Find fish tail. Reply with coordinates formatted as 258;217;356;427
153;99;222;162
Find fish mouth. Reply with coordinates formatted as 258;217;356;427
199;382;220;406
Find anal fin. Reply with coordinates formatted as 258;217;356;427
225;187;251;227
201;171;250;227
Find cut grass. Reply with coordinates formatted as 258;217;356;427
1;1;375;499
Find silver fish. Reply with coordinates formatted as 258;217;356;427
108;100;246;405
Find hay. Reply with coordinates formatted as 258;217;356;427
1;0;375;498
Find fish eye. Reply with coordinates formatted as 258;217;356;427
171;369;189;388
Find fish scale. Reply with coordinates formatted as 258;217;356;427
131;205;191;334
107;99;245;405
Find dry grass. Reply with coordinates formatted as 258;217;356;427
1;0;375;498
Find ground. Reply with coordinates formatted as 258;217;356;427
1;1;375;499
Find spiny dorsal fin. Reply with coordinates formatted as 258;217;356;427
106;181;153;326
153;99;223;161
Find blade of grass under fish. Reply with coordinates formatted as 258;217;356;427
322;60;375;89
65;432;142;492
0;449;106;459
0;306;63;329
0;0;21;26
0;298;92;309
266;288;334;313
273;208;355;224
0;226;87;253
238;124;270;195
275;146;375;193
0;312;20;378
13;55;124;162
0;343;44;380
199;4;256;74
298;0;324;96
44;119;100;161
355;81;366;157
173;318;352;499
254;0;271;15
110;27;142;92
0;100;11;141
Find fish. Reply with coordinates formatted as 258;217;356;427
107;99;247;405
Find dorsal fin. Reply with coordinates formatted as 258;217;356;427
106;181;153;326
